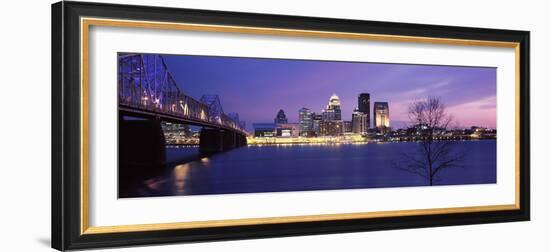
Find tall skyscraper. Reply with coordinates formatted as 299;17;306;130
318;94;343;136
352;108;369;134
373;102;390;129
298;107;314;136
322;94;342;121
312;113;322;136
358;93;370;128
274;109;288;124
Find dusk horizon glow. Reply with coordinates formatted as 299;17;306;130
162;54;497;131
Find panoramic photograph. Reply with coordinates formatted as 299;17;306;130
117;53;497;198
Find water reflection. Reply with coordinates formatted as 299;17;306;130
135;157;213;196
173;163;191;194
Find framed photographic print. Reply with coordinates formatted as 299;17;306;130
52;1;530;250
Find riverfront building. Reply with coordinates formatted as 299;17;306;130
321;94;342;121
276;123;301;137
319;94;344;136
343;121;353;133
298;107;315;136
374;102;390;131
253;123;277;137
320;121;343;136
357;93;371;128
312;113;323;136
352;108;369;134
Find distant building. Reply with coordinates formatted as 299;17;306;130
343;121;353;133
352;108;369;134
317;94;344;136
276;123;300;137
319;121;343;136
373;102;390;131
253;123;276;137
274;109;288;124
469;126;497;139
322;94;342;121
312;113;323;136
357;93;370;128
298;107;314;136
162;122;192;137
162;122;194;144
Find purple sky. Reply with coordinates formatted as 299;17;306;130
163;54;496;130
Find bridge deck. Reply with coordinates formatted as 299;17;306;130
119;105;248;135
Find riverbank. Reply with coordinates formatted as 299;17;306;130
247;135;496;146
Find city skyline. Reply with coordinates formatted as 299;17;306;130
163;54;497;130
265;93;384;137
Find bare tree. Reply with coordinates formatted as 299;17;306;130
397;97;464;186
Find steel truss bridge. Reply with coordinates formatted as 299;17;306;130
118;53;247;134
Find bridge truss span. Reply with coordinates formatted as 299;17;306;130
118;53;247;134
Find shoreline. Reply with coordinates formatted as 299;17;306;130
247;137;496;146
166;137;497;148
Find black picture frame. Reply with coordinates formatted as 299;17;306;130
52;1;530;251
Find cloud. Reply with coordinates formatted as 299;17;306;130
479;103;497;109
446;95;497;128
431;79;452;88
402;88;427;97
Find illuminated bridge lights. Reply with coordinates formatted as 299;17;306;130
118;53;247;134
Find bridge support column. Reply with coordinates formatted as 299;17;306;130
119;116;166;181
236;133;247;147
223;131;237;150
199;128;224;154
199;129;248;154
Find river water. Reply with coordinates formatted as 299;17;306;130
120;140;496;198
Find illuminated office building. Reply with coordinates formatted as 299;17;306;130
357;93;370;128
312;113;323;136
319;121;343;136
298;107;314;136
276;123;300;137
322;94;342;121
352;108;369;134
373;102;390;130
319;94;343;136
343;121;353;133
253;123;276;137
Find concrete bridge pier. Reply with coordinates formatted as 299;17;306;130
236;134;248;147
119;115;166;181
223;131;237;150
199;128;247;154
199;128;224;154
